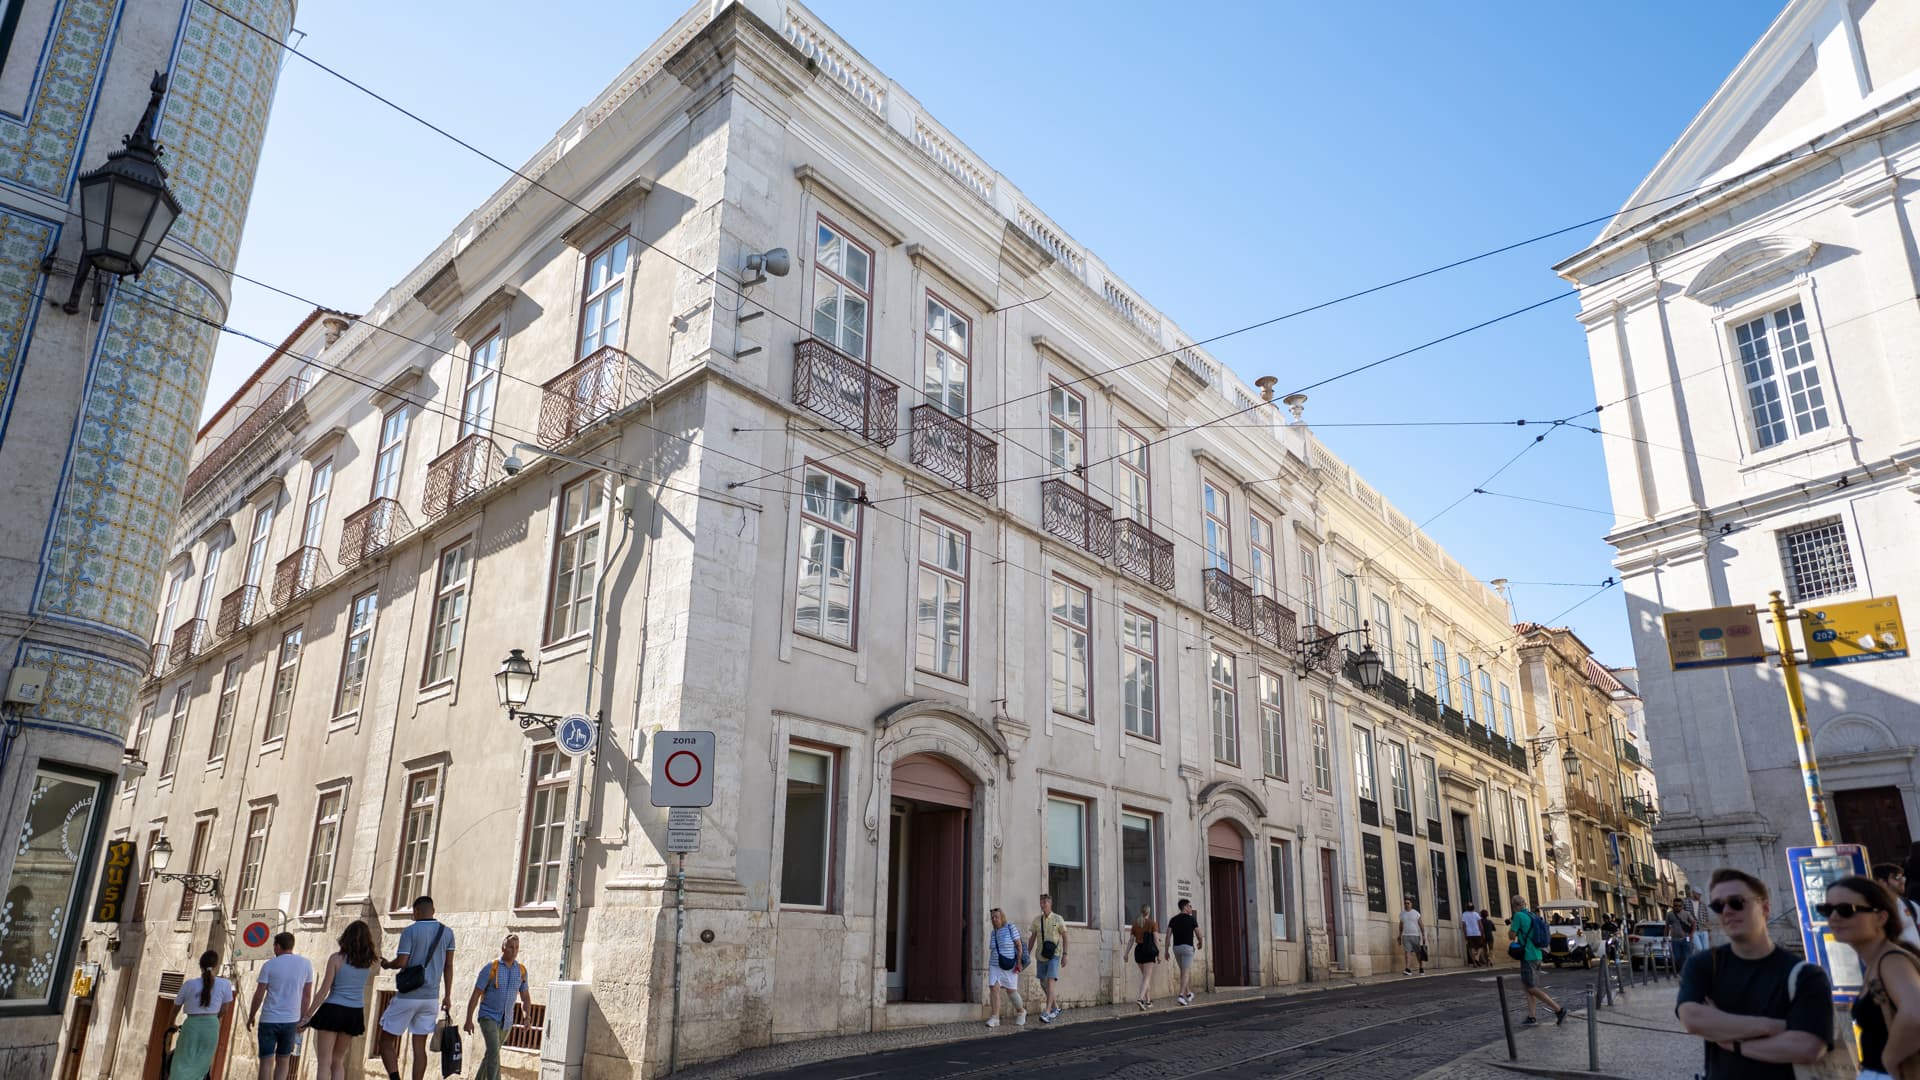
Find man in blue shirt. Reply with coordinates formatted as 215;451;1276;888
378;895;455;1080
464;934;534;1080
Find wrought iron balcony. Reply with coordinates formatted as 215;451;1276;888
1113;517;1174;590
1379;670;1410;707
908;405;997;500
1412;690;1438;722
215;586;261;638
273;546;329;609
147;642;169;678
1634;862;1657;886
339;498;413;570
538;346;647;450
1441;706;1467;737
792;338;898;445
424;434;501;520
1623;795;1658;825
1201;568;1253;632
1618;738;1643;767
1039;478;1112;558
1253;595;1296;651
182;375;302;501
168;619;205;669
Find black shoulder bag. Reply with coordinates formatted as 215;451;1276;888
396;922;447;994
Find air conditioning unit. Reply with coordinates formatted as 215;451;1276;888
539;980;591;1079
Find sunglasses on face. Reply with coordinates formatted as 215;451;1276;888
1708;896;1752;914
1815;902;1880;920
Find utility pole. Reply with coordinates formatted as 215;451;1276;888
1765;590;1834;846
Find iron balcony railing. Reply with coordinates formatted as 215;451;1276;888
339;498;413;570
273;546;329;609
1113;518;1175;591
1379;670;1410;708
168;619;206;669
908;405;997;500
181;375;302;501
792;338;898;445
215;586;261;638
1253;595;1296;652
1623;795;1658;825
1039;479;1112;558
1412;689;1438;722
147;642;169;678
1635;862;1658;886
1618;738;1643;767
1201;568;1253;632
538;346;646;450
424;434;501;520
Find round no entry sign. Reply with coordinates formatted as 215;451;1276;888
650;730;714;807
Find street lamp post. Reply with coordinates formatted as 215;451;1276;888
1298;622;1385;691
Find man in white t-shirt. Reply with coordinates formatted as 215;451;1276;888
248;931;314;1080
1399;897;1426;975
1461;906;1485;966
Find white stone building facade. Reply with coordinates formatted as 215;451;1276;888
79;3;1544;1076
1558;0;1920;927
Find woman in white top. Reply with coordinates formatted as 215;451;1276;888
1399;898;1426;975
168;949;234;1080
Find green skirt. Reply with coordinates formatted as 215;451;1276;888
171;1013;220;1080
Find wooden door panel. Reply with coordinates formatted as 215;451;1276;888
904;808;967;1002
1210;858;1250;986
1835;787;1911;867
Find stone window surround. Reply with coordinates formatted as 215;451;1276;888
1704;276;1852;469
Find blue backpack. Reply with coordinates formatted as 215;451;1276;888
1529;911;1551;949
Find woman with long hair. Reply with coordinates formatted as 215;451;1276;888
298;919;381;1079
1130;904;1161;1010
167;949;233;1080
1819;875;1920;1080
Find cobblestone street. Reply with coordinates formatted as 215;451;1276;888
684;967;1614;1079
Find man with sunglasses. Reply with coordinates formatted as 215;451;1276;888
1677;868;1834;1079
1871;863;1920;949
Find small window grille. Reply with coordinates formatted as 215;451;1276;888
1778;516;1855;601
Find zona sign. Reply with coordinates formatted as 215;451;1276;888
650;730;715;807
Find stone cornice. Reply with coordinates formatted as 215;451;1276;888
794;163;906;247
452;284;519;344
560;175;655;251
905;242;994;314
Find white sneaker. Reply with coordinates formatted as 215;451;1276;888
1015;1010;1026;1026
986;1015;1000;1028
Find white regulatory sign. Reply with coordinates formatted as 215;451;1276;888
667;807;701;829
666;825;701;853
650;730;715;807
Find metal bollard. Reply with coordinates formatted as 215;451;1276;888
1497;975;1517;1062
1587;988;1599;1072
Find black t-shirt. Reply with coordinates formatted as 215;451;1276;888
1168;913;1198;947
1675;945;1835;1080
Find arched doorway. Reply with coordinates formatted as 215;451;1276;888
886;754;974;1003
1207;820;1252;986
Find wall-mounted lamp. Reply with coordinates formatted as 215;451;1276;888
48;73;182;318
740;247;790;288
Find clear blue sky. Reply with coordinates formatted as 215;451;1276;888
204;0;1788;667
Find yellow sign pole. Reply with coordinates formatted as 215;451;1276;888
1767;590;1834;847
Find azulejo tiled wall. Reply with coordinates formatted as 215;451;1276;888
0;0;119;198
15;642;136;740
0;210;55;432
35;262;217;640
21;0;294;740
162;0;293;271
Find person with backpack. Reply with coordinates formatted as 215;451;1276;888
465;934;533;1079
1507;895;1567;1026
984;907;1028;1028
1676;867;1835;1079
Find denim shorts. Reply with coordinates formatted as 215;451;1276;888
1034;957;1060;981
257;1021;297;1057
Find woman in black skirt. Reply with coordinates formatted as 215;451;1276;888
298;920;381;1080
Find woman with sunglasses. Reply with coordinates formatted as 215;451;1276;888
1821;875;1920;1080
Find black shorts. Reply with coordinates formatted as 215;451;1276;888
1134;942;1159;964
307;1002;366;1036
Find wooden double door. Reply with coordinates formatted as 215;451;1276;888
1835;786;1912;868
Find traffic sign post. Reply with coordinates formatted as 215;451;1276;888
556;714;598;759
650;730;714;807
1661;605;1766;669
1804;596;1908;667
234;909;286;959
1786;844;1870;1004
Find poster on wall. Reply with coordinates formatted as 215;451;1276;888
1361;835;1388;913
